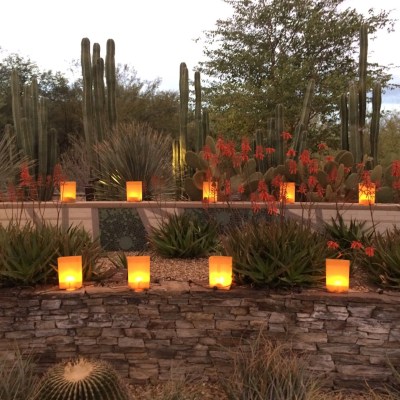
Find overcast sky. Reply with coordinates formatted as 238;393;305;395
0;0;398;107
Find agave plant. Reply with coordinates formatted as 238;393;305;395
93;121;176;200
222;218;329;288
149;212;219;258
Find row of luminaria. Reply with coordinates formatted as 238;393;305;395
58;256;350;293
59;181;376;204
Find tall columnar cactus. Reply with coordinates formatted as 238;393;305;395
275;104;284;165
348;81;361;163
370;82;382;166
194;70;204;152
81;37;117;174
340;93;349;151
32;357;129;400
11;69;58;199
358;23;368;157
179;62;189;160
292;79;315;155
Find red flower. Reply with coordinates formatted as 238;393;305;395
325;155;334;162
202;145;212;161
308;159;319;174
364;246;375;257
307;175;318;188
317;142;328;151
350;241;363;250
286;148;296;158
392;160;400;178
20;164;33;187
281;131;293;141
298;183;307;195
238;184;245;194
299;150;311;166
265;147;276;155
288;159;297;175
255;145;264;160
224;179;231;196
327;241;340;250
271;175;283;188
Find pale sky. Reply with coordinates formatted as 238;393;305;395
0;0;399;105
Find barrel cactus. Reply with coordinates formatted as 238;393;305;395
33;357;129;400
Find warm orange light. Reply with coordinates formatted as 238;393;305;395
58;256;82;291
126;181;142;202
60;181;76;203
209;256;232;290
358;183;375;205
326;259;350;293
203;181;218;203
280;182;295;204
127;256;150;291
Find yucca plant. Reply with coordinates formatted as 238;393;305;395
221;330;324;400
360;226;400;289
93;121;176;200
150;212;219;258
222;218;329;288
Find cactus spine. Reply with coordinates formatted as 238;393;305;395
33;357;129;400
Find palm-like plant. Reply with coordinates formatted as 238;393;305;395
93;122;175;200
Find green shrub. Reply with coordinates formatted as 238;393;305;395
93;121;175;200
149;213;219;258
221;331;324;400
0;222;58;285
53;225;104;281
0;222;103;286
324;213;373;261
0;347;38;400
361;226;400;289
222;218;329;288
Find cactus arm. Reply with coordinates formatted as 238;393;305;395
358;23;368;158
340;93;349;151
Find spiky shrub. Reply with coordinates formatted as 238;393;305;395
360;226;400;289
0;222;103;286
222;218;329;288
149;212;219;258
221;331;324;400
32;357;129;400
0;346;38;400
0;222;58;286
93;121;175;200
324;213;373;261
54;225;104;281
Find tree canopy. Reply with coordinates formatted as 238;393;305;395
198;0;396;144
